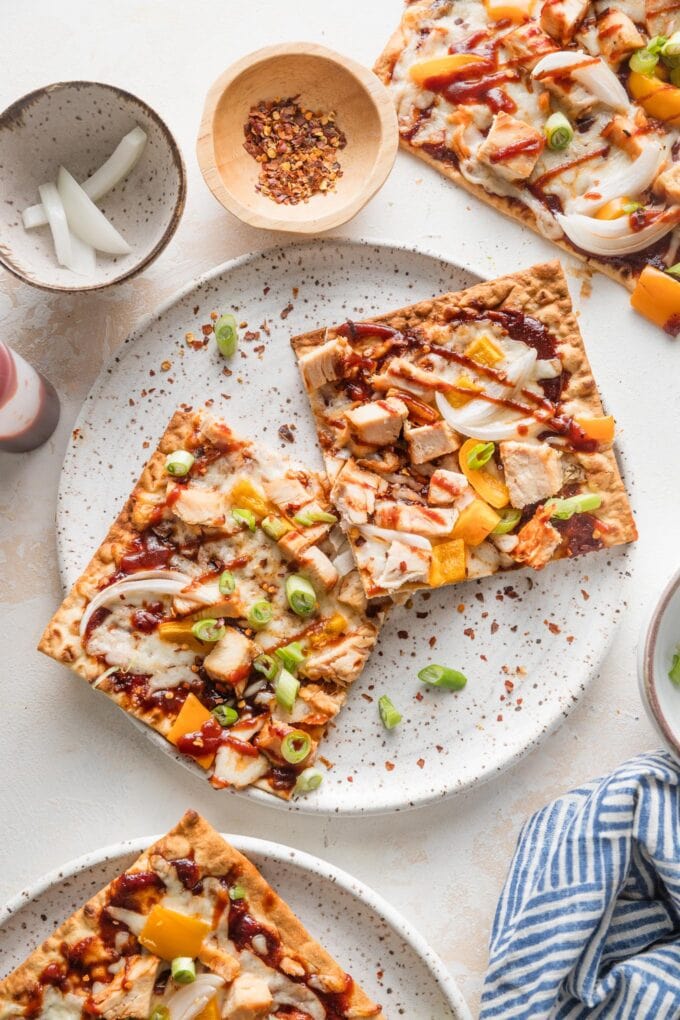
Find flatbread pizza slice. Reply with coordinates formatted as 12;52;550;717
39;409;386;800
375;0;680;331
0;810;384;1019
291;260;636;599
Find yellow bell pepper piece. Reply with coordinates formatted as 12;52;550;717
307;613;347;649
484;0;534;22
139;903;211;960
464;335;504;367
195;999;220;1020
429;539;467;587
595;196;633;221
409;53;486;87
631;265;680;332
445;374;482;409
452;499;500;547
628;70;680;123
158;619;210;654
166;693;214;769
575;415;616;443
229;478;270;519
458;438;510;509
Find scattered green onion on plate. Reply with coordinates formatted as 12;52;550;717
294;767;323;796
669;651;680;687
378;695;402;730
215;313;238;357
418;664;468;691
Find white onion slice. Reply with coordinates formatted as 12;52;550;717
57;165;131;255
359;523;431;550
332;548;356;576
451;348;538;428
67;233;96;276
22;126;147;229
533;50;630;112
80;570;189;637
556;209;680;255
569;146;663;215
536;358;561;379
436;391;543;441
166;975;224;1020
38;182;72;267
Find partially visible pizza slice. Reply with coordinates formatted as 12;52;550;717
39;410;386;800
291;260;636;599
0;811;384;1019
375;0;680;332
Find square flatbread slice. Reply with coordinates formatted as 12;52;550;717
39;409;386;800
0;810;384;1019
291;260;636;599
374;0;680;297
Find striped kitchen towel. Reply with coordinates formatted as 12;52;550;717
481;751;680;1019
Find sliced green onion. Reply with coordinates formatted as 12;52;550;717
281;729;312;764
261;514;291;540
170;957;196;984
215;313;238;357
662;31;680;65
149;1007;169;1020
667;263;680;278
466;441;495;470
212;704;239;727
630;47;660;75
191;618;226;643
286;574;317;617
165;450;195;477
229;883;246;900
294;767;323;795
418;664;468;691
275;641;306;671
293;508;339;527
669;652;680;687
232;507;256;532
544;112;573;151
218;570;236;595
275;667;300;712
544;492;602;520
253;653;277;680
378;695;402;730
622;201;644;215
492;508;522;535
648;34;669;55
247;599;273;629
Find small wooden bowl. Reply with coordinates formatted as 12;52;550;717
197;43;398;233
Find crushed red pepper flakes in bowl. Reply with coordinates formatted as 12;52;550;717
243;95;347;205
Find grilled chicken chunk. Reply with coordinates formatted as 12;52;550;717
477;112;545;183
371;357;439;396
540;0;591;43
378;539;431;588
298;336;350;390
428;468;471;506
500;440;563;507
404;420;459;463
330;460;386;524
654;163;680;204
597;9;644;65
90;956;159;1019
503;21;558;70
514;507;563;569
344;396;408;446
374;500;457;536
264;473;313;513
602;111;654;159
171;485;228;527
203;627;259;687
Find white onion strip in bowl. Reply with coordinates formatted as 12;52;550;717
532;50;630;112
22;126;147;229
57;166;131;255
569;145;663;216
166;975;224;1020
359;524;431;550
79;570;190;637
556;209;680;255
38;182;72;267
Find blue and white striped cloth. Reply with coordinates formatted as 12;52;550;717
481;751;680;1019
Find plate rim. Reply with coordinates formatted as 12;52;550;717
0;831;472;1020
53;235;632;816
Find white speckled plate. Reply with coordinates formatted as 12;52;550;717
0;833;470;1019
56;238;634;814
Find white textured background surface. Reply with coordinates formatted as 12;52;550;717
1;2;676;1013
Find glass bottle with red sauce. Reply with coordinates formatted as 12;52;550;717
0;342;60;452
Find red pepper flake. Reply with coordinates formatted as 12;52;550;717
581;589;590;600
464;627;475;639
244;96;347;205
416;758;425;769
457;603;465;613
361;693;373;703
428;636;437;648
280;302;294;320
201;324;213;336
244;330;261;341
415;691;423;702
397;630;408;640
490;620;499;634
278;424;295;443
545;620;561;635
347;776;353;783
567;634;575;644
292;287;299;298
504;679;514;693
385;761;395;771
497;714;503;722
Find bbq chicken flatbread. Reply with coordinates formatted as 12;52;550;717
292;261;636;599
0;811;384;1020
375;0;680;332
39;410;385;800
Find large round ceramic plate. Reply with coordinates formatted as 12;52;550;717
0;833;470;1018
57;238;633;814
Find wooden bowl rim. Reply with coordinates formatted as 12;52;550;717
196;41;398;234
0;79;187;293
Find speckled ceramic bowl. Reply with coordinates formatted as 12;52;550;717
0;81;186;292
638;567;680;760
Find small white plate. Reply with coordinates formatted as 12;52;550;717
0;833;470;1019
56;238;634;814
